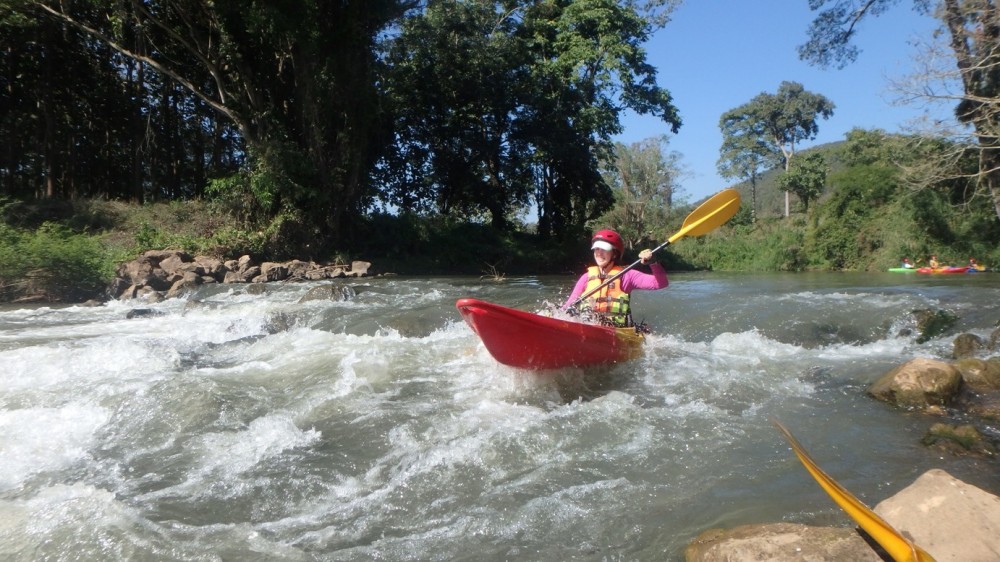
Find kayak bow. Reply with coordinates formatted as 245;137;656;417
456;298;644;370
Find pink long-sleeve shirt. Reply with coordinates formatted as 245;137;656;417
562;262;668;309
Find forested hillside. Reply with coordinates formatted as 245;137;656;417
672;129;1000;273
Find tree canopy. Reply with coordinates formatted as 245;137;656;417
718;81;835;217
1;0;682;257
799;0;1000;222
379;0;681;237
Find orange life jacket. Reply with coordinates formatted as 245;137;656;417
580;265;631;327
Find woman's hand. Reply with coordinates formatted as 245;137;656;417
639;249;653;264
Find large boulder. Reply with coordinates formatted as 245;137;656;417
684;523;882;562
867;358;962;409
954;357;1000;392
874;469;1000;562
685;470;1000;561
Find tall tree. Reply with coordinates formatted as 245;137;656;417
523;0;681;239
380;0;682;238
597;137;683;249
777;151;828;212
22;0;414;253
718;112;778;222
799;0;1000;222
381;1;533;230
719;81;835;217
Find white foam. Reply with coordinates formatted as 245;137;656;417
0;405;109;491
194;414;320;478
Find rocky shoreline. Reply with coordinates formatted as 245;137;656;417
102;252;1000;560
106;249;375;302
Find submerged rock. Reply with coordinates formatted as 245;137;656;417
912;308;959;343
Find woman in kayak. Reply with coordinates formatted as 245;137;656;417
562;229;668;328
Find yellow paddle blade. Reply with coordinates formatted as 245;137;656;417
773;420;936;562
667;188;741;244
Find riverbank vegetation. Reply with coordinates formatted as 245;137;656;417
2;1;1000;302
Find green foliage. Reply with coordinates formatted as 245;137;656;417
380;0;679;237
595;138;683;249
0;222;114;302
671;219;807;271
778;152;827;211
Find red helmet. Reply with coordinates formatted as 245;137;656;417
591;229;624;254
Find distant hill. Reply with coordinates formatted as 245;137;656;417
724;141;846;218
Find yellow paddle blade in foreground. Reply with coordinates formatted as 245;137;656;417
773;420;936;562
668;188;741;243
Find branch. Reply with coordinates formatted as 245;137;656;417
32;1;250;136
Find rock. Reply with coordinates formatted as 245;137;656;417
107;252;375;301
245;283;268;296
684;522;882;562
954;357;1000;392
285;259;313;280
350;260;371;277
125;308;163;319
105;276;130;300
684;470;1000;561
913;309;959;343
194;256;226;279
921;423;997;457
953;333;986;359
874;469;1000;562
240;265;261;282
166;272;203;298
259;262;289;282
867;357;962;409
298;284;356;303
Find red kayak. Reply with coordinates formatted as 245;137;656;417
455;298;645;370
916;266;969;274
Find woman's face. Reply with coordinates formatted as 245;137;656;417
593;247;614;268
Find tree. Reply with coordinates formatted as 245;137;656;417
596;137;683;248
22;0;415;254
777;151;828;212
799;0;1000;223
719;81;834;217
380;1;533;230
379;0;682;238
718;112;778;223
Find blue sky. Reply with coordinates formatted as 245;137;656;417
614;1;958;203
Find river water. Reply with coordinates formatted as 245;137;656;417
1;271;999;561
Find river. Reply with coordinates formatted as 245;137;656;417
1;271;999;561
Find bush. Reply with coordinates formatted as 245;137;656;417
0;222;115;302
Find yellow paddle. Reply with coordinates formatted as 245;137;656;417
570;188;741;308
773;420;936;562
